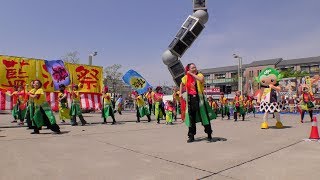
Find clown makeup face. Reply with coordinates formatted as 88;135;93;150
259;74;278;87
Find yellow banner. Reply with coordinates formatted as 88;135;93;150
0;55;37;88
65;63;103;93
0;56;103;93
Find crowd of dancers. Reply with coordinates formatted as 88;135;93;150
1;66;319;143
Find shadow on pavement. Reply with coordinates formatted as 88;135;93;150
268;126;293;129
35;131;70;135
194;137;228;143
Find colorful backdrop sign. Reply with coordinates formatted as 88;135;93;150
0;55;103;93
44;60;70;90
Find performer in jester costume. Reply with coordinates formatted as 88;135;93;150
256;67;283;129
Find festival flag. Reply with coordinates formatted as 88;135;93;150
122;69;152;94
44;60;70;90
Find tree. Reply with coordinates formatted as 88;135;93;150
61;51;80;64
104;64;124;94
280;69;309;78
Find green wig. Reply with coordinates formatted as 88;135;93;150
255;67;283;83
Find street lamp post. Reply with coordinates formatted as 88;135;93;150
233;54;243;96
88;51;98;65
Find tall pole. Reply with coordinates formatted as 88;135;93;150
237;58;240;94
88;52;97;66
88;55;92;65
240;57;243;96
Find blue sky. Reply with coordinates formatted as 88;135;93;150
1;0;319;86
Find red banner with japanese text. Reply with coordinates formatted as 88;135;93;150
0;55;37;88
65;63;103;93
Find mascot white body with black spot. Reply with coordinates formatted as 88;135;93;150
256;67;283;129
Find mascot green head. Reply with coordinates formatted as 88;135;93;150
255;67;283;86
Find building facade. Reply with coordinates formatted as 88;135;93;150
200;56;320;98
201;65;245;99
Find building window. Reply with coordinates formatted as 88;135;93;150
280;66;294;71
215;73;226;79
231;85;238;91
249;70;254;77
310;65;320;73
257;70;262;75
301;66;310;73
231;72;238;79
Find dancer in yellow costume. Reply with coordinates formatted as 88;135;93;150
172;87;180;121
101;86;116;124
219;92;230;120
135;91;151;123
145;87;155;115
25;81;36;129
58;84;70;123
154;86;165;124
70;84;87;126
28;80;61;134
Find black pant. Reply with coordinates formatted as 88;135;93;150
301;110;313;121
35;107;60;132
25;108;33;128
187;95;212;137
136;105;151;122
72;115;87;125
221;105;230;119
157;103;166;121
148;103;153;115
103;109;115;123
